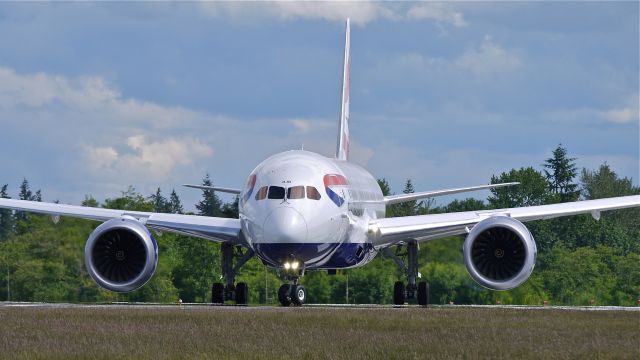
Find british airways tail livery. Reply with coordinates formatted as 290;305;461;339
1;19;638;306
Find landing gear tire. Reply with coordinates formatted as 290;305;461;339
212;282;224;304
393;281;405;305
236;282;249;305
278;284;292;307
418;281;429;306
292;285;307;306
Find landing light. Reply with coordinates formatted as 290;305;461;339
291;261;299;270
284;262;291;270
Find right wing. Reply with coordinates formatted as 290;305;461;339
0;198;242;244
372;195;640;248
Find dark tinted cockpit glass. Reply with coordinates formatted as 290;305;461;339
306;186;321;200
255;186;268;200
287;186;305;199
267;186;285;199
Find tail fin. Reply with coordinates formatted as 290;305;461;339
335;18;350;161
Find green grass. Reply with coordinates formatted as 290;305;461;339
0;306;638;359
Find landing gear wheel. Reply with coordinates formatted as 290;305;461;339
236;282;249;305
418;281;429;306
212;282;224;304
291;285;307;306
278;284;292;306
393;281;405;305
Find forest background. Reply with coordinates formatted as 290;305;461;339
0;145;638;305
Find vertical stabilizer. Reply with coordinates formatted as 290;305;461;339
336;18;350;161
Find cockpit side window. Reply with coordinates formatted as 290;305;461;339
267;186;285;199
306;186;321;200
287;186;305;199
255;186;268;200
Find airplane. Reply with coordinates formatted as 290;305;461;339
1;19;638;307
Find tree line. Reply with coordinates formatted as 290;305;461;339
0;145;638;305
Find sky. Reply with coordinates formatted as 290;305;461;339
0;2;638;211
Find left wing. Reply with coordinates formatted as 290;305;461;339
0;198;242;244
384;182;519;205
371;195;640;248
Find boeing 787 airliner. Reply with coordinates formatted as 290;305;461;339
1;19;638;306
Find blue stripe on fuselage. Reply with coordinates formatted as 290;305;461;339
254;242;374;268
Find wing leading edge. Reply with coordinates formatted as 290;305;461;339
384;182;520;205
0;198;242;244
372;195;640;248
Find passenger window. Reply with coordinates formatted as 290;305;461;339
287;186;305;199
306;186;321;200
268;186;285;199
255;186;268;200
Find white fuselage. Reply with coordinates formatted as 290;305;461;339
239;150;384;269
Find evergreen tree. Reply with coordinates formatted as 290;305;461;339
168;190;184;214
149;188;170;213
377;178;391;196
15;178;41;226
195;174;222;217
221;197;239;218
0;184;13;240
543;144;579;202
394;179;419;217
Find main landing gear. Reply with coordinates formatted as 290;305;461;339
384;240;429;306
212;244;254;305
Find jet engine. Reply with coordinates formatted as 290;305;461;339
463;216;537;290
84;217;158;292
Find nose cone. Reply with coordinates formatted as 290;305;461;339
263;207;308;243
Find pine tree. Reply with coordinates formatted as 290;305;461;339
0;184;13;241
168;189;184;214
543;144;579;202
149;188;169;213
221;197;239;218
395;179;419;217
18;178;32;201
377;178;391;196
195;174;222;217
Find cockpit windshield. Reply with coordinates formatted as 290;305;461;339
255;185;321;201
268;186;285;199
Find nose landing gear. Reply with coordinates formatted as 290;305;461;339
278;283;307;306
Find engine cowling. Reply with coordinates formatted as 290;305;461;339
463;216;537;290
85;217;158;293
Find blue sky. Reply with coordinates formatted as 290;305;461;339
0;2;638;210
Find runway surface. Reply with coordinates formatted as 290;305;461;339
1;301;638;312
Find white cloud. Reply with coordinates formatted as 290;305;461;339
456;35;521;77
0;67;118;108
600;94;639;124
84;135;213;181
289;118;333;134
199;1;394;26
198;2;468;27
407;3;467;27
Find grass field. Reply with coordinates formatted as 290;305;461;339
0;305;638;359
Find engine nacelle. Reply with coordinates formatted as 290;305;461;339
463;216;537;291
85;217;158;293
